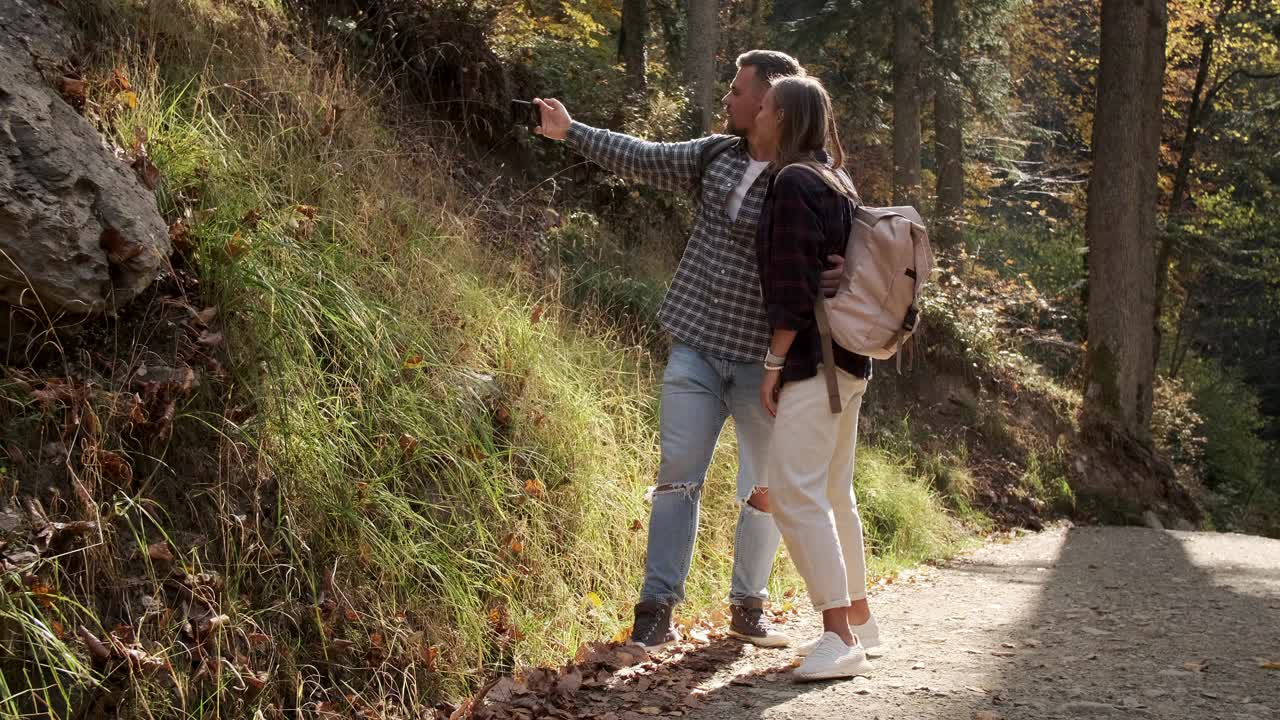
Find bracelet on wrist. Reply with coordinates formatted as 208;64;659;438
765;350;786;366
763;361;784;371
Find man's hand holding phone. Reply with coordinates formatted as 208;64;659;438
532;98;570;141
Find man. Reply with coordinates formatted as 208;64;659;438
535;50;842;650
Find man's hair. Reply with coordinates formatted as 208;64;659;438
735;50;805;86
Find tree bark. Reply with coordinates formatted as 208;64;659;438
1153;0;1230;369
685;0;720;133
932;0;964;249
892;0;924;206
619;0;649;94
1083;0;1168;443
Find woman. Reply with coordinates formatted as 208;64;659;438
753;75;884;681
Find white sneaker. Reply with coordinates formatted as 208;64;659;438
793;632;874;681
798;616;885;658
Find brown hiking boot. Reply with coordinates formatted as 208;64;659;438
728;598;791;648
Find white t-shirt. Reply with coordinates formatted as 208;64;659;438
726;159;772;222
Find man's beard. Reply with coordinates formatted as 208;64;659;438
723;116;749;138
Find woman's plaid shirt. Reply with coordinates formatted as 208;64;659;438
567;121;772;363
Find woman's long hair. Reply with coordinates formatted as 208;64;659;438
771;75;858;199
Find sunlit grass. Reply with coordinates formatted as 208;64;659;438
0;1;974;715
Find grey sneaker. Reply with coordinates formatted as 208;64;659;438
728;600;791;648
629;600;679;651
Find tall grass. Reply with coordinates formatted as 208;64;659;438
0;1;969;714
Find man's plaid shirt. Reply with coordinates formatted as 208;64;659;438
567;121;772;363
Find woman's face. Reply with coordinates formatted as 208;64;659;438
754;87;782;153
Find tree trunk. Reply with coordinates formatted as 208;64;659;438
685;0;720;133
650;0;682;65
1083;0;1168;443
1153;1;1231;364
892;0;924;206
748;0;767;47
932;0;964;249
619;0;649;94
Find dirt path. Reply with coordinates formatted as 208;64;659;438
542;525;1280;720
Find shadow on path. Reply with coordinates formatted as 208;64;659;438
572;527;1280;720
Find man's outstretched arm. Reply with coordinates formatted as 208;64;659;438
536;98;709;193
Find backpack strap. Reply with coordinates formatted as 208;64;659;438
814;294;843;414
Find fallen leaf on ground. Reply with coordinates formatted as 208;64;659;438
555;668;582;697
79;626;111;663
1258;660;1280;670
399;433;417;454
132;155;159;189
1183;661;1206;672
147;542;174;562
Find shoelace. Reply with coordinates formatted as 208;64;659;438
810;636;849;663
633;613;661;642
742;608;766;633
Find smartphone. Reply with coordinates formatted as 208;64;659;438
511;99;541;129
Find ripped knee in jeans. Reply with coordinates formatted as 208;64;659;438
744;486;771;513
647;483;699;501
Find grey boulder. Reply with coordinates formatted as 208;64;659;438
0;0;170;340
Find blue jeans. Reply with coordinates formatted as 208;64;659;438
640;343;782;606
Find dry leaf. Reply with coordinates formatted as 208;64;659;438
224;230;249;257
524;478;545;498
169;220;192;252
79;626;111;663
1183;661;1206;672
403;354;425;369
1259;660;1280;670
399;433;418;455
507;535;525;554
554;668;582;697
630;519;643;531
101;227;143;264
100;451;133;486
132;155;159;189
530;305;545;323
59;76;86;106
193;306;219;326
422;644;439;671
147;542;174;562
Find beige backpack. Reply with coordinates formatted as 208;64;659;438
784;162;935;412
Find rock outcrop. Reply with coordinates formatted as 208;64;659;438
0;0;170;342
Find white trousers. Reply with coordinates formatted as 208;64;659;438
767;369;869;611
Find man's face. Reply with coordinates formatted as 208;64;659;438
722;65;769;137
